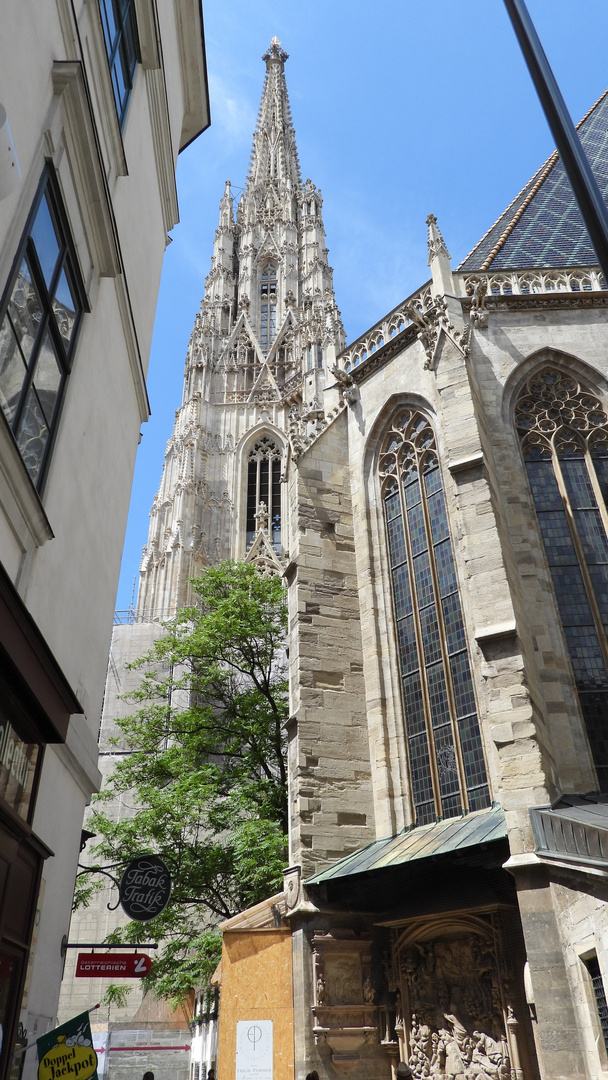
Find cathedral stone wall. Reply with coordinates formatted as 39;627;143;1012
287;410;375;876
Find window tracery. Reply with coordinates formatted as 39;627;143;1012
246;436;282;551
380;409;490;824
516;367;608;790
260;264;277;352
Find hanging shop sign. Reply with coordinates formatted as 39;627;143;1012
119;854;172;921
75;953;152;978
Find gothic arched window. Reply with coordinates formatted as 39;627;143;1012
516;367;608;791
380;410;490;825
246;436;282;550
260;264;277;352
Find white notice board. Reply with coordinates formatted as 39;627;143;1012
235;1020;273;1080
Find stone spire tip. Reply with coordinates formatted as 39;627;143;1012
426;213;451;265
262;37;289;67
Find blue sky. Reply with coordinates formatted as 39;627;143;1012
116;0;608;610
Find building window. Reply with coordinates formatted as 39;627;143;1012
380;409;490;825
99;0;140;127
260;264;277;352
516;367;608;791
584;955;608;1054
246;436;282;550
0;167;86;487
317;344;323;369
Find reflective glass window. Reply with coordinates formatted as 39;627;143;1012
99;0;139;127
0;168;85;487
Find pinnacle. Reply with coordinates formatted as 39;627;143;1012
427;213;451;265
246;36;300;189
262;36;289;67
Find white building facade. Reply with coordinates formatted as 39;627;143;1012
0;3;209;1079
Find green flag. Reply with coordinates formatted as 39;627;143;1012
37;1012;98;1080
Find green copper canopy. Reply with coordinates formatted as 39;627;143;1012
304;806;507;885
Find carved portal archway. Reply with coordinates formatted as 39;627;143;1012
385;911;532;1080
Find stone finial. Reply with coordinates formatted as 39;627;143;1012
254;501;269;532
426;213;454;297
262;37;289;66
426;213;451;264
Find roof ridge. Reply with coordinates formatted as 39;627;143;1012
457;84;608;272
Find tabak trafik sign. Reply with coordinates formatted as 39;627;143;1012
119;855;172;922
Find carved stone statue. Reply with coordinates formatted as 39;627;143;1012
363;975;375;1004
316;973;326;1005
398;934;511;1080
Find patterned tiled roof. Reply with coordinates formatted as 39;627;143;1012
458;88;608;271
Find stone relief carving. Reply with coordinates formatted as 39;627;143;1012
311;932;378;1068
397;933;512;1080
283;865;301;910
326;957;361;1005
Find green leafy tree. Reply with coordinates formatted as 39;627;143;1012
79;561;289;1003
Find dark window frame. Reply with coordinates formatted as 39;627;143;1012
0;164;88;491
245;436;282;552
583;954;608;1057
99;0;140;128
380;408;490;825
516;367;608;792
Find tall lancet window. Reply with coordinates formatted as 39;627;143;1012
246;436;282;551
380;410;490;825
516;368;608;791
260;264;277;352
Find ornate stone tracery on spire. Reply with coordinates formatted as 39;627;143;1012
136;41;345;618
426;213;451;264
262;36;289;66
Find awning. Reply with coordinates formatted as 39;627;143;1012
304;806;507;885
529;794;608;869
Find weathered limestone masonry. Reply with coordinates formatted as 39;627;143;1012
286;408;375;878
463;300;608;1080
282;174;608;1074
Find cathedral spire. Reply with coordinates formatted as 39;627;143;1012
247;37;300;189
136;40;345;618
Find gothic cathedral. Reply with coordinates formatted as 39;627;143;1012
67;41;608;1080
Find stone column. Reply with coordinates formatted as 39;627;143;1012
508;855;586;1080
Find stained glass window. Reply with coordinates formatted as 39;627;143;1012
380;410;490;824
246;436;282;551
516;367;608;791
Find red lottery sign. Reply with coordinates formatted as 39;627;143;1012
75;953;152;978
